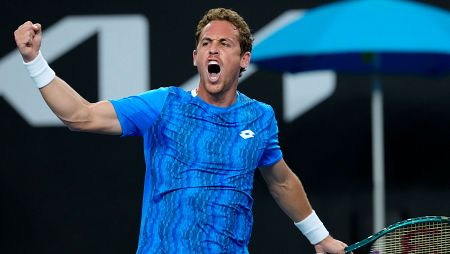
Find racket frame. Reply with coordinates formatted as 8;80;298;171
344;215;449;253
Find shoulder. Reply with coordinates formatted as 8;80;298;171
139;86;170;98
166;86;193;99
238;91;275;117
136;86;191;103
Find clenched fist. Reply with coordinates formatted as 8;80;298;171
14;21;42;63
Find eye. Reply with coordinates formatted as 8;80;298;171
201;40;210;47
221;40;231;47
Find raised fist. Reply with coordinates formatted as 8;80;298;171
14;21;42;62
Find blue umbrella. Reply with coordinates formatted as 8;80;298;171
253;0;450;74
252;0;450;232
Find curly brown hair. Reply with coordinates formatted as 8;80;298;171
195;8;254;75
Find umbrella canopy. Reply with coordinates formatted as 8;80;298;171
252;0;450;75
251;0;450;233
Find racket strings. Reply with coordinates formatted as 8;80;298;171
370;221;450;253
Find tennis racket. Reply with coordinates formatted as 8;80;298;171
344;216;449;253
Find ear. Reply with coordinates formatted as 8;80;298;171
193;49;198;66
240;51;251;69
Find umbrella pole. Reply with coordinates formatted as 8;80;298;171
371;74;386;232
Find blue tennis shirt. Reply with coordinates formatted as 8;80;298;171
110;86;282;253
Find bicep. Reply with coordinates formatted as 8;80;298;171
88;100;122;135
67;100;122;135
259;158;293;186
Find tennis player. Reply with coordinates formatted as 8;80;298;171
15;8;348;253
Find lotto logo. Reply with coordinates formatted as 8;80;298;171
240;130;255;139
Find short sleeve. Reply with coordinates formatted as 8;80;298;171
258;110;283;167
109;87;169;137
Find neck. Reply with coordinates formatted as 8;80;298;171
196;86;237;108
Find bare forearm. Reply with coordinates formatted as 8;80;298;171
15;22;92;130
261;160;334;246
40;76;92;127
40;77;120;134
15;21;121;134
267;171;313;222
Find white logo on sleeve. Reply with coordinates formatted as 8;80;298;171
240;130;255;139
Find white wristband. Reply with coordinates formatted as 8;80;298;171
23;51;56;89
294;210;329;245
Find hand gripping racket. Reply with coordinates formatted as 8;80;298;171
344;216;449;253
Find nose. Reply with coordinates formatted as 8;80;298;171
209;48;219;55
209;41;219;55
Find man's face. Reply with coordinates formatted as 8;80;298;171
193;20;250;95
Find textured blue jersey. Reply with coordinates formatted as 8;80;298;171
110;86;282;253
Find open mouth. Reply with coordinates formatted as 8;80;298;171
207;60;221;83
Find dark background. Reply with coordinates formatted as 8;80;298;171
1;0;449;253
